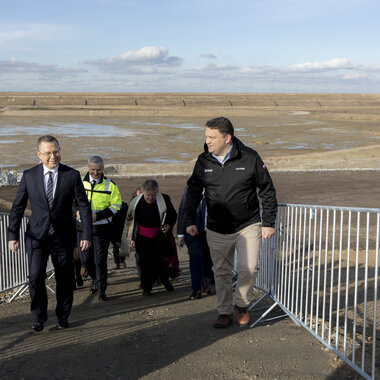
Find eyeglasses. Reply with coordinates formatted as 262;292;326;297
38;149;61;157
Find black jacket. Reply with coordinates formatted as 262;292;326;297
177;186;206;242
8;163;92;252
183;137;277;234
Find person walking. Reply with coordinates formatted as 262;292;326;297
183;117;277;328
8;135;92;331
130;179;178;296
77;155;122;301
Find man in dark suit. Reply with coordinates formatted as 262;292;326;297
8;135;92;332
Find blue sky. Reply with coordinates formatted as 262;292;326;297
1;0;380;93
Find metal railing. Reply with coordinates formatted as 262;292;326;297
0;212;54;301
251;204;380;380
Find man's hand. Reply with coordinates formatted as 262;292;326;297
178;236;185;248
130;240;136;248
9;240;19;253
92;213;97;222
262;227;275;239
80;240;91;251
186;225;198;236
76;210;81;221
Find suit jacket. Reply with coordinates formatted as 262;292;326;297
8;163;92;253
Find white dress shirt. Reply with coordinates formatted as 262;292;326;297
43;164;59;199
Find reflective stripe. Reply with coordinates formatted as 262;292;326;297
104;178;111;192
93;219;112;225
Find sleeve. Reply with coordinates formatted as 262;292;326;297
163;194;177;230
95;182;122;221
254;154;278;228
8;173;29;242
126;197;137;228
183;159;204;228
176;189;187;236
111;202;128;242
74;171;93;241
109;182;122;213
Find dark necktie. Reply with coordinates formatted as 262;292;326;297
47;171;54;234
47;171;54;208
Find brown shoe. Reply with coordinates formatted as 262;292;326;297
213;314;233;328
235;305;250;327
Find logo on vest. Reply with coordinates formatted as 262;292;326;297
204;169;213;173
235;167;246;171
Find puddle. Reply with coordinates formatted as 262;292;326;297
144;158;184;164
128;121;202;130
0;140;24;144
289;111;310;115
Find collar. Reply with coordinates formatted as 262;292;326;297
84;172;105;183
43;164;59;175
204;136;243;163
212;143;233;165
89;175;101;184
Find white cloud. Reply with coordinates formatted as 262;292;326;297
0;58;86;75
1;54;380;92
210;63;239;70
289;58;354;71
85;46;183;73
240;66;266;74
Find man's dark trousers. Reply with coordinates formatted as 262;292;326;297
80;229;111;294
28;234;74;324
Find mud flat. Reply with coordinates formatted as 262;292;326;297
1;92;380;172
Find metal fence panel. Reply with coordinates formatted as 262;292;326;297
258;204;380;380
0;212;54;297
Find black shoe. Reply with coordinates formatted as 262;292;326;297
56;320;69;329
98;293;108;301
76;276;83;287
89;282;97;295
189;290;202;300
142;291;152;296
31;320;44;332
163;282;174;292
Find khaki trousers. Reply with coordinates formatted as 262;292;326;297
206;223;262;314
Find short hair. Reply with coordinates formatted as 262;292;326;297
205;117;234;137
143;179;159;192
37;135;60;149
88;155;104;166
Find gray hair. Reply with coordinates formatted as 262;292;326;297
143;179;159;192
88;155;104;167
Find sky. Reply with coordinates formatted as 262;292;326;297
1;0;380;93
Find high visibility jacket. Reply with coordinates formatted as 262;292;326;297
83;172;122;226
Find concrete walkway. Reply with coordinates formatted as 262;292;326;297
0;252;358;380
